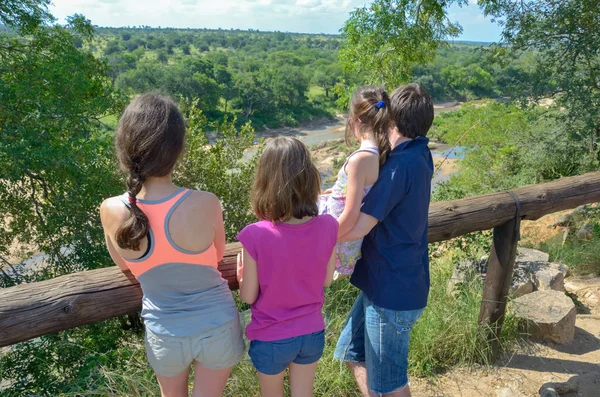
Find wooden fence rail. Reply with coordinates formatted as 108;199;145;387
2;172;600;348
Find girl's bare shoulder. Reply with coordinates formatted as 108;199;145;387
177;189;222;218
100;196;130;229
346;150;379;171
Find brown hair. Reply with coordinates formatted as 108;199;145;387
390;83;434;139
252;137;321;222
114;93;186;250
345;85;392;167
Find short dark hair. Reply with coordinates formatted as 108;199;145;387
390;84;434;139
252;137;321;222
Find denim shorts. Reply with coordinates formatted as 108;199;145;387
249;330;325;375
145;317;246;377
334;293;424;395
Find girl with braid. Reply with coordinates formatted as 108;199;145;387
319;85;392;279
100;94;244;397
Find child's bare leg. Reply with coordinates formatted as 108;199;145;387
191;361;232;397
257;370;286;397
155;368;189;397
289;362;318;397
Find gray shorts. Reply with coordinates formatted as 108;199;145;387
145;318;246;377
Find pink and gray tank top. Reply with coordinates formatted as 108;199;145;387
119;187;238;337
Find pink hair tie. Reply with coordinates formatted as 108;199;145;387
128;194;137;206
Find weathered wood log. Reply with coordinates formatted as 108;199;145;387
478;216;520;361
2;172;600;347
427;172;600;242
0;243;241;348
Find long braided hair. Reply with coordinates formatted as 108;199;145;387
114;93;186;250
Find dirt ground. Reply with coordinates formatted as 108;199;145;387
412;214;600;397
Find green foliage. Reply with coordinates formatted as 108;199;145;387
98;28;345;129
0;318;140;395
0;6;125;282
174;100;262;242
481;0;600;157
432;102;598;201
341;0;466;87
0;0;52;32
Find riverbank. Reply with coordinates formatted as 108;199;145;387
310;137;462;189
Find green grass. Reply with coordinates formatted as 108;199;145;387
308;85;326;100
538;233;600;276
58;249;522;396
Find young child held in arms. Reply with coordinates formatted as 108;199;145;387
236;137;338;397
100;94;244;397
319;86;391;278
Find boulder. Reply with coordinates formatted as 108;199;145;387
539;380;578;397
510;266;535;298
516;247;549;263
446;248;570;298
532;266;565;292
510;290;577;344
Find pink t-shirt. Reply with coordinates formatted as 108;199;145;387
237;215;338;341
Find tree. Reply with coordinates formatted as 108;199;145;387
341;0;466;87
175;102;262;241
0;8;124;283
312;64;341;98
481;0;600;154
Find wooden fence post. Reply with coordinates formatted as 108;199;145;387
478;214;520;361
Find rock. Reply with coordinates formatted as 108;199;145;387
552;262;571;278
510;266;535;298
516;247;550;263
576;223;594;240
446;260;481;297
539;380;578;397
510;290;577;344
532;266;565;292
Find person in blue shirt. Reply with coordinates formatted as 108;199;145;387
335;83;434;397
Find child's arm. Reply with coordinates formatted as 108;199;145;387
324;248;336;287
237;248;259;304
337;153;375;238
338;212;378;242
100;199;129;272
212;197;226;262
103;232;130;272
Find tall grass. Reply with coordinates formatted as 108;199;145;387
61;250;521;396
538;234;600;276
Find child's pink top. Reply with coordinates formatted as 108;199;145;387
237;215;338;341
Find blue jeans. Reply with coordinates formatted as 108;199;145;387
334;293;424;395
249;330;325;375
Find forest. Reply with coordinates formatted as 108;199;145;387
1;0;599;395
90;27;541;129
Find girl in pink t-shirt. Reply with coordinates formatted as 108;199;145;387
237;137;338;396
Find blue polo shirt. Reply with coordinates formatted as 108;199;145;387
350;136;433;311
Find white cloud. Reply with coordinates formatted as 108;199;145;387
50;0;499;41
51;0;366;32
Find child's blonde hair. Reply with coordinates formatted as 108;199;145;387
252;137;321;222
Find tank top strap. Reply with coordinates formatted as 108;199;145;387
343;145;380;171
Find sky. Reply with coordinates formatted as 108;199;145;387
50;0;503;43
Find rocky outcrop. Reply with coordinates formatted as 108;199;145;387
446;248;570;298
510;290;577;344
